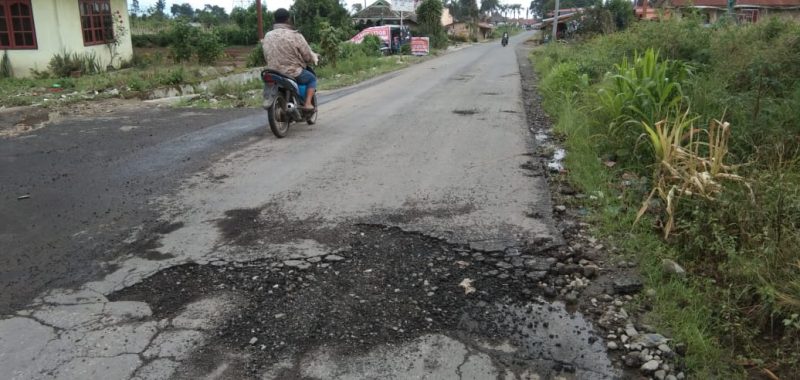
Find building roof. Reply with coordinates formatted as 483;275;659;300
353;0;417;21
670;0;800;7
546;7;584;16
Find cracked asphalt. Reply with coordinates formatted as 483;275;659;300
1;32;622;379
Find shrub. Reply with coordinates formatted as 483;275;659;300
195;31;224;65
170;22;196;63
1;50;10;78
169;21;223;65
361;34;383;57
157;67;185;85
338;41;366;60
400;43;411;55
131;32;171;48
246;44;266;67
47;50;101;77
319;21;341;67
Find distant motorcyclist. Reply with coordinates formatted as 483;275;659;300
262;8;319;111
501;32;509;45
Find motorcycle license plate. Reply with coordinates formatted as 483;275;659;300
263;85;279;104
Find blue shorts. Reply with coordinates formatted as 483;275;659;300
294;69;317;90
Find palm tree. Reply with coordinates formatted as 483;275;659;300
480;0;500;15
512;4;522;21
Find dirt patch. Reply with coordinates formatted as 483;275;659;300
122;220;184;261
0;99;151;138
214;204;348;249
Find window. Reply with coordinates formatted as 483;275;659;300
0;0;37;49
79;0;113;45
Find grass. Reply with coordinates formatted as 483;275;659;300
545;83;733;377
1;49;429;109
316;54;426;90
530;16;800;378
0;63;252;108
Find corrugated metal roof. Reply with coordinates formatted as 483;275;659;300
670;0;800;7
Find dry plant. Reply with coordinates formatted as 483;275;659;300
635;112;752;237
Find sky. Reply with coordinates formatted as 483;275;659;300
135;0;529;15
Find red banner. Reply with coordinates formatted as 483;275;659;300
349;26;391;44
411;37;429;56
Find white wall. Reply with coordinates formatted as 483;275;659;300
5;0;133;77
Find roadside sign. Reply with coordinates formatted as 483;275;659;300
393;0;415;12
411;37;429;56
349;26;391;44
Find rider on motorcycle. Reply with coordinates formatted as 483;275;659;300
262;8;319;112
502;32;509;45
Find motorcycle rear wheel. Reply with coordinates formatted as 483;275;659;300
268;94;291;138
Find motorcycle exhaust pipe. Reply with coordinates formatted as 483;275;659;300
286;102;302;120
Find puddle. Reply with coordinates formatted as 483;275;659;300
465;301;617;379
547;148;566;173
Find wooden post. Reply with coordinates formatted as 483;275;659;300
551;0;559;42
642;0;648;20
257;0;263;40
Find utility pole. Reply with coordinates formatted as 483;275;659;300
257;0;263;40
551;0;559;42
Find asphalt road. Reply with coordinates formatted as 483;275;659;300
0;32;619;379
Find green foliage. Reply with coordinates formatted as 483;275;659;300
338;41;366;60
596;49;691;148
417;0;448;49
47;50;101;78
246;44;266;68
291;0;352;44
400;43;412;55
195;32;224;65
170;22;196;62
605;0;633;31
169;22;223;65
361;35;383;57
532;16;800;376
131;32;171;48
157;67;185;85
319;21;342;67
1;50;11;79
228;5;273;45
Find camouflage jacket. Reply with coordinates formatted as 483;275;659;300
262;24;316;78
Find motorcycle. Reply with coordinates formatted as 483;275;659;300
501;35;508;47
261;67;318;138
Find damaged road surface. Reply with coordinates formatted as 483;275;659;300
1;32;621;379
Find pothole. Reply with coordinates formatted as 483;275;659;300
453;109;480;116
109;224;614;378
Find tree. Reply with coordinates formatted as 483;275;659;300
149;0;166;19
512;4;522;20
605;0;633;30
196;5;229;27
231;5;273;43
291;0;352;44
318;21;340;67
170;3;194;19
480;0;499;15
417;0;448;48
351;3;363;14
130;0;140;15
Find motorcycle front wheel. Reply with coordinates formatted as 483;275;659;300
268;94;291;138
